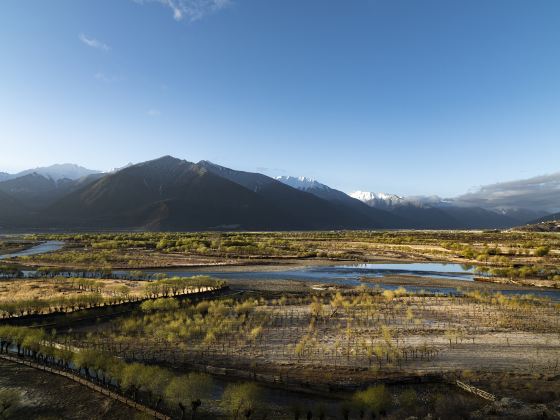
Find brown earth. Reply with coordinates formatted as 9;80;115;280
0;359;136;419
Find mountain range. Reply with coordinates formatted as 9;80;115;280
0;156;557;231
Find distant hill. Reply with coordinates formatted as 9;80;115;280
513;219;560;232
534;212;560;223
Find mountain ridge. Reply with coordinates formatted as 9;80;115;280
0;156;554;231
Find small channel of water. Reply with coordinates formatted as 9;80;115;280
0;241;64;260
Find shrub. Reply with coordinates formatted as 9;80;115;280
352;385;392;417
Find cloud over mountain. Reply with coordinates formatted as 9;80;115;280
455;172;560;213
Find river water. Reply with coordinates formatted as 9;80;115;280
117;263;560;300
121;262;474;284
0;240;64;260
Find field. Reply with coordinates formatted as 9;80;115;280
0;231;559;419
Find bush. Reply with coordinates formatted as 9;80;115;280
535;246;550;257
221;383;262;419
352;385;392;417
399;388;418;411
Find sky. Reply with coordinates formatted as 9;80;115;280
1;0;560;197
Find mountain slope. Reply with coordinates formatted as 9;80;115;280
0;191;30;228
200;163;400;228
47;156;285;230
47;156;387;230
274;176;406;227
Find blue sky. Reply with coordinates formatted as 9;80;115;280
1;0;559;197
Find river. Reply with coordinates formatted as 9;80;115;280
4;241;559;300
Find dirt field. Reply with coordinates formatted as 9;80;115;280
68;287;560;387
0;359;136;419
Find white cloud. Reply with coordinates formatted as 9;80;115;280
147;109;162;117
79;33;111;51
133;0;231;22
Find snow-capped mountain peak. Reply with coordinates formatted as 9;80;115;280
350;191;404;207
275;176;329;191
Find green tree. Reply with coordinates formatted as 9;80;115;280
221;383;261;419
535;246;550;257
165;373;212;420
352;385;392;418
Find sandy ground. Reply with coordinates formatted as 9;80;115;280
0;359;135;419
363;274;558;293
